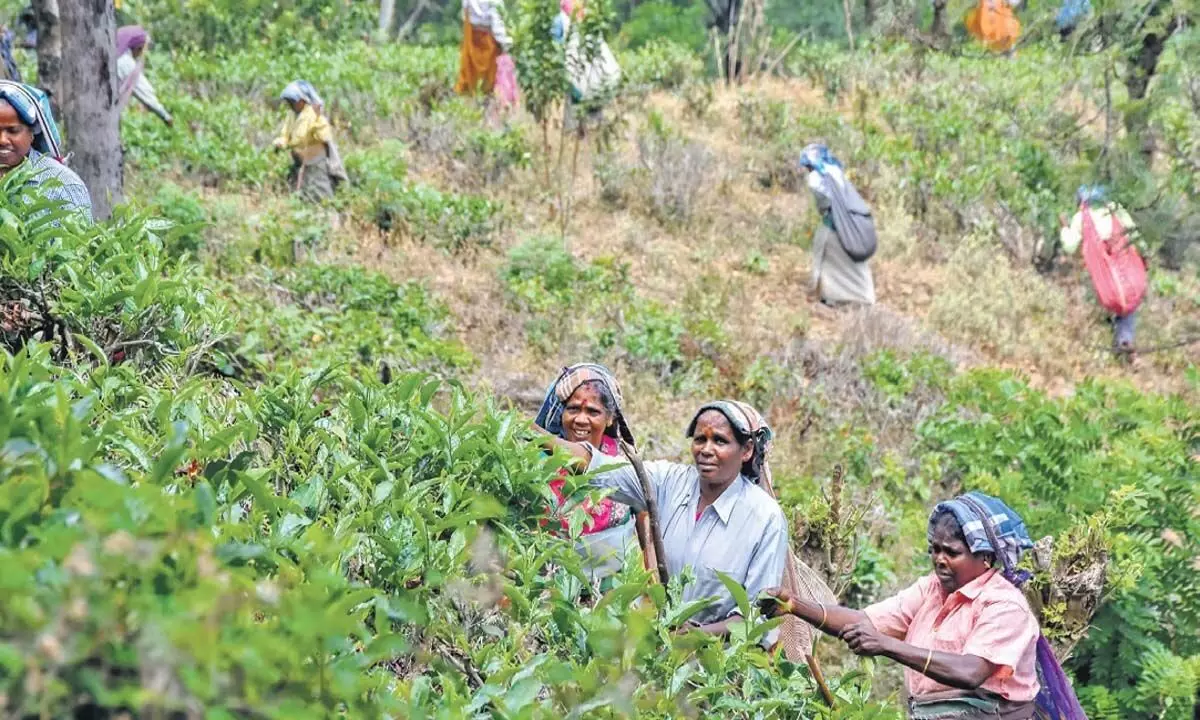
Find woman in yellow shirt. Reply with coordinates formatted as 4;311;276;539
274;81;339;201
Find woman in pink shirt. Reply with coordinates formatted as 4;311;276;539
762;492;1086;720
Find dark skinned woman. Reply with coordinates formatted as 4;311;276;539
534;364;636;585
762;492;1086;719
552;400;788;640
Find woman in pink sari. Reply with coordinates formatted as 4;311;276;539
534;363;638;586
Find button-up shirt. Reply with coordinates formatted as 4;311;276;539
273;105;332;163
587;452;788;628
22;151;93;222
865;569;1040;702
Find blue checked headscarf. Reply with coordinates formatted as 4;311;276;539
932;493;1087;720
930;491;1034;583
0;81;63;159
280;80;325;110
1076;184;1107;206
798;143;843;173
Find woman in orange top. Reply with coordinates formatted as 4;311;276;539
761;492;1066;719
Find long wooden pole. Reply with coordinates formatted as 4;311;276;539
760;461;836;709
620;441;669;586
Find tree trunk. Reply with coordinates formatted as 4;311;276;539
864;0;877;29
59;0;122;219
396;0;432;41
842;0;855;49
379;0;396;39
931;0;948;42
30;0;62;113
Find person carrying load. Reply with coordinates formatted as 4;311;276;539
1059;185;1146;358
762;492;1088;720
274;80;345;201
552;0;620;134
799;143;877;307
116;26;172;127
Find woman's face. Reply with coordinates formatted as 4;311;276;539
561;383;612;446
132;44;146;58
288;99;306;113
690;411;753;485
928;516;992;594
0;101;34;170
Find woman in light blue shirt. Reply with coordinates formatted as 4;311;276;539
551;400;788;639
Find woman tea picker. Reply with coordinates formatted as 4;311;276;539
800;143;876;306
533;364;639;587
1059;185;1146;358
274;81;345;201
0;81;92;221
116;26;172;127
455;0;513;96
550;399;787;638
761;492;1087;720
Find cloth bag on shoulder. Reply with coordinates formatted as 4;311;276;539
563;25;620;102
824;171;878;263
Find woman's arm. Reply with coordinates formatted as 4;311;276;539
841;622;996;690
759;590;869;637
133;73;173;125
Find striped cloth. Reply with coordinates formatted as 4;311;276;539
0;81;62;158
24;151;93;221
533;363;634;446
930;492;1034;576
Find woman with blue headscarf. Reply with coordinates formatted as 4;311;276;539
0;80;92;221
798;143;876;306
763;492;1087;720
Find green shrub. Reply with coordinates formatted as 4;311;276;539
622;39;706;91
618;1;709;52
229;263;473;374
0;180;230;370
144;181;209;256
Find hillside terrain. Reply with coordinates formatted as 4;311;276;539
0;2;1198;717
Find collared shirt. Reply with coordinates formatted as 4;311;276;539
865;569;1040;702
273;105;332;162
22;151;93;222
587;452;788;628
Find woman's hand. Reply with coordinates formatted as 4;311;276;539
841;618;889;657
756;587;794;618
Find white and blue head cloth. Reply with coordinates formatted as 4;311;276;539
0;81;63;158
798;143;843;173
280;80;324;109
1076;184;1107;206
930;491;1034;581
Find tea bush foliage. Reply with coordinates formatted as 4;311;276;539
4;3;1198;716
